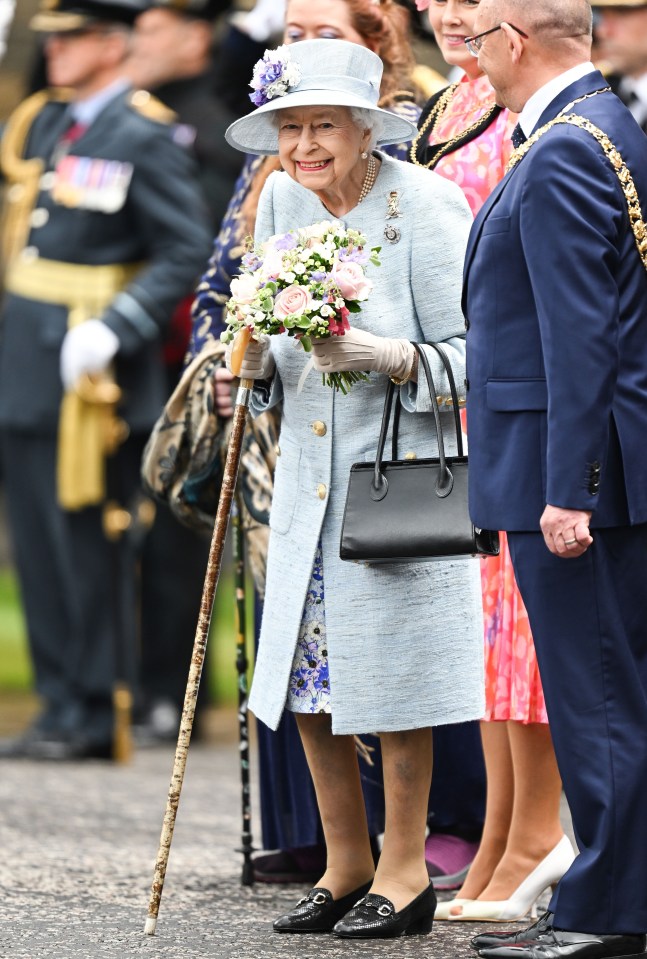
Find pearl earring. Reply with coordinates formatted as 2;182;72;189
361;151;368;159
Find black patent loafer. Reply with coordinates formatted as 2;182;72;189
333;882;436;939
273;881;372;933
477;929;647;959
471;912;555;952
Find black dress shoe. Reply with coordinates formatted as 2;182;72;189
273;881;372;933
477;928;647;958
471;912;555;952
333;882;436;939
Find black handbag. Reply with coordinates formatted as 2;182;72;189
339;342;499;563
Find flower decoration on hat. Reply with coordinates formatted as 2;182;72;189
249;45;302;108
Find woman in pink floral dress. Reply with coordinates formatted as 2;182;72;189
413;0;576;923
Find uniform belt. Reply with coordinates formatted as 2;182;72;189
4;257;143;321
5;257;143;512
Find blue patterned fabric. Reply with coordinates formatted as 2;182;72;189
286;541;331;714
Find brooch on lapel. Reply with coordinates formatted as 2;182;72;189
384;190;402;244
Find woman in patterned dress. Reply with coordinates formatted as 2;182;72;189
413;0;575;923
189;0;422;885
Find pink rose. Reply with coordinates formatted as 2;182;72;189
274;284;312;319
332;262;372;301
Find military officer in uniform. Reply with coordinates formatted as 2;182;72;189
593;0;647;133
0;0;212;759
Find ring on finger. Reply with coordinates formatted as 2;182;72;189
564;538;578;546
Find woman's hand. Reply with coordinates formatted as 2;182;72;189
225;333;275;381
213;367;235;418
311;329;416;382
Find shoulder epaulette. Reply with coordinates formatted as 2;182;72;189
128;90;177;125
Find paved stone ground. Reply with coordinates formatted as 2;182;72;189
0;724;543;959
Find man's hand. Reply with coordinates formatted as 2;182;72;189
213;366;235;418
540;505;593;557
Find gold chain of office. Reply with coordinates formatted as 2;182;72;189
506;88;647;272
409;82;500;169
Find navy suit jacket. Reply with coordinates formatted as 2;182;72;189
464;70;647;532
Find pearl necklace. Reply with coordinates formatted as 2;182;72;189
358;153;377;204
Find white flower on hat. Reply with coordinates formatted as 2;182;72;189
249;45;302;108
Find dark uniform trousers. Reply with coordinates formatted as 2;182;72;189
0;87;213;745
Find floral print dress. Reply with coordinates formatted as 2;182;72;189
286;542;331;714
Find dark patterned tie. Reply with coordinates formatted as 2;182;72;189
511;123;527;149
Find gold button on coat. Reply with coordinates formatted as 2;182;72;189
274;444;281;457
317;483;327;500
312;420;327;436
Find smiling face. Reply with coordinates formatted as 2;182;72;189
427;0;482;77
277;105;370;203
284;0;370;47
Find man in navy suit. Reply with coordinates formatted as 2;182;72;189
463;0;647;956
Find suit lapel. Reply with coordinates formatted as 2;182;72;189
464;70;610;294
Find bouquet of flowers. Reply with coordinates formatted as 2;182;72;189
222;220;381;393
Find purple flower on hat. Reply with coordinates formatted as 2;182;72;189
249;45;301;108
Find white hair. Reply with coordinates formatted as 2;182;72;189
349;107;384;150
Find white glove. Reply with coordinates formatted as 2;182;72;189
60;319;120;390
241;0;285;41
311;328;416;381
225;333;275;381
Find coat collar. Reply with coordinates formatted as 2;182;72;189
463;69;611;286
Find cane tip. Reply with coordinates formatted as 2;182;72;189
144;917;157;936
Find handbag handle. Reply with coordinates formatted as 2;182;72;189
372;342;453;501
425;341;465;458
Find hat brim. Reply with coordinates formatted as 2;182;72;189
225;91;418;156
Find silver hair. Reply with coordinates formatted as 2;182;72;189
270;104;385;148
349;107;384;150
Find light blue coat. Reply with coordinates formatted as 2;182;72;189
248;153;485;734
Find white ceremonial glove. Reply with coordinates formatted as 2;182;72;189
240;0;285;41
225;333;275;381
311;328;416;382
60;319;120;391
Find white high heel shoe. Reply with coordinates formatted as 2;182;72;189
435;898;471;920
446;835;576;923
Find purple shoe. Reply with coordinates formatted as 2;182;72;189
425;834;480;890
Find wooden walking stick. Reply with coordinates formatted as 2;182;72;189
231;491;255;885
144;328;253;936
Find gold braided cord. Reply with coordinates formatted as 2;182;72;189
0;88;72;265
507;112;647;272
410;83;500;169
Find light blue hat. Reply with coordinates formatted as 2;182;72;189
225;39;418;156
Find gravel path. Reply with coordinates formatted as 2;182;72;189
0;737;530;959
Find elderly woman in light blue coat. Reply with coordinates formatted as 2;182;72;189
224;39;484;940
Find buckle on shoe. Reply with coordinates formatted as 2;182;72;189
312;893;328;905
377;904;393;917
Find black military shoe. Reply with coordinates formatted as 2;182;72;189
333;882;436;938
273;881;372;933
471;911;555;952
477;928;647;958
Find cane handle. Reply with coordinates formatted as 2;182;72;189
230;327;252;377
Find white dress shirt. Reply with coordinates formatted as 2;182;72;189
518;62;597;137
